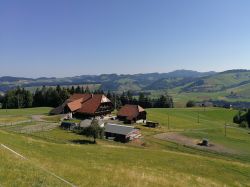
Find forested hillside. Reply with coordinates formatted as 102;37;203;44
2;69;250;106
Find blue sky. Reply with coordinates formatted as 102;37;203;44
1;0;250;77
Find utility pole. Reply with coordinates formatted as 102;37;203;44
224;122;227;137
168;114;170;130
197;111;200;123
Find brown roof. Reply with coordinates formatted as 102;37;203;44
117;104;145;120
68;94;91;102
67;98;83;112
77;94;103;114
65;94;112;115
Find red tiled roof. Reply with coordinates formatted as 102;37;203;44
117;104;145;120
68;94;91;102
77;94;103;114
67;98;83;112
66;94;112;114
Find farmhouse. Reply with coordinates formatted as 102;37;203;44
117;104;147;123
50;93;114;117
104;123;141;142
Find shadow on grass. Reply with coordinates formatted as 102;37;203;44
70;139;95;144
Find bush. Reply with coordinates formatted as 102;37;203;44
233;110;250;128
186;100;196;108
233;112;243;124
239;121;248;128
77;119;104;143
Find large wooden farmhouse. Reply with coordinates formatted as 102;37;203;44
50;93;114;117
117;104;147;123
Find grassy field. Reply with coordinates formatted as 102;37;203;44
0;107;250;186
0;107;52;116
0;115;30;124
0;107;52;125
146;108;250;162
41;115;62;122
149;89;250;107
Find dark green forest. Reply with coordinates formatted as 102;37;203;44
0;85;174;109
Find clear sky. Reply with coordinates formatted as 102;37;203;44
1;0;250;77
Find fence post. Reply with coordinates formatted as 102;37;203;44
224;122;227;137
168;115;170;130
197;111;200;124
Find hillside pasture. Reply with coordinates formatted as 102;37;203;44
0;115;30;124
0;107;250;186
0;107;52;126
0;107;52;116
0;129;250;187
146;107;250;162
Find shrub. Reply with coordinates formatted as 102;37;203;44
239;121;248;128
77;119;104;143
186;100;196;108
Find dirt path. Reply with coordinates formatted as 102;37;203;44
31;115;46;122
154;132;236;154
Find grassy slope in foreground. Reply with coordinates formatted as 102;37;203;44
0;129;250;187
0;107;250;186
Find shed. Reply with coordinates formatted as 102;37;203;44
60;122;78;130
104;123;141;142
146;121;159;128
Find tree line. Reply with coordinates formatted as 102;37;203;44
233;109;250;128
107;91;174;109
0;85;174;109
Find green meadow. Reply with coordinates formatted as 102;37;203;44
0;107;250;186
0;107;52;116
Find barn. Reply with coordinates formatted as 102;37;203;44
104;123;141;143
117;104;147;123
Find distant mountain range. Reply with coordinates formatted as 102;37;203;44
0;70;216;92
1;69;250;97
2;69;250;105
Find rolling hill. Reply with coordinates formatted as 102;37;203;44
0;107;250;186
0;70;216;92
2;69;250;105
182;69;250;92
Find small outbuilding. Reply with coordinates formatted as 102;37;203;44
146;121;159;128
104;123;141;143
60;122;78;130
117;104;147;124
